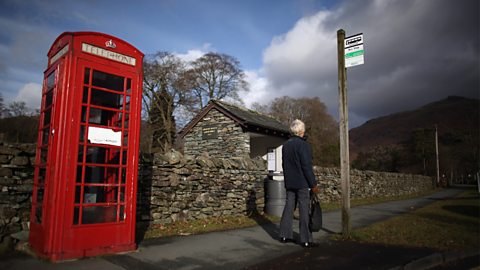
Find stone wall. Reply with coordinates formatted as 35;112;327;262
0;143;434;253
0;143;35;251
183;109;250;158
314;167;433;202
137;151;267;225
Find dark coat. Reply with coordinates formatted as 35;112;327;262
281;135;317;190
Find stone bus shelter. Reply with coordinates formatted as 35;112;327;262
179;100;290;172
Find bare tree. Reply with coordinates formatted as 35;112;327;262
250;102;269;115
142;52;195;152
262;96;339;166
187;52;248;110
8;101;28;117
0;93;4;118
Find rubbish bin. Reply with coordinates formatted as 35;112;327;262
265;173;286;217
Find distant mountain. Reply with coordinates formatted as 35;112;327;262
349;96;479;176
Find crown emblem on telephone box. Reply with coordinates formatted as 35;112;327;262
105;39;116;49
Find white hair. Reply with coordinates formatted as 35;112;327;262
290;119;305;136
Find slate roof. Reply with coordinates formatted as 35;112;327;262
178;100;290;138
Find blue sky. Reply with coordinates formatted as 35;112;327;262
0;0;478;127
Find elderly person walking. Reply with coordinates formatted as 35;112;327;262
279;119;319;248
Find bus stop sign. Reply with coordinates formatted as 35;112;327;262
344;33;364;68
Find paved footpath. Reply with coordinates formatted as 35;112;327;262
0;188;472;270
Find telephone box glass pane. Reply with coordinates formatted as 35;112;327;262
82;206;117;224
81;106;87;123
119;205;125;221
76;186;119;204
123;113;129;128
83;166;119;184
41;128;49;145
85;146;121;165
122;150;127;165
83;87;89;103
126;78;131;93
35;187;44;223
79;126;86;142
77;145;84;162
92;70;124;92
87;107;118;126
121;168;126;184
120;186;125;202
38;168;46;185
82;186;119;203
124;96;131;111
43;110;51;126
90;88;123;109
76;165;85;183
84;68;90;84
40;147;48;164
45;90;53;108
73;207;80;225
122;133;128;147
46;72;55;90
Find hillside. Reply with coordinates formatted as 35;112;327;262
349;96;479;176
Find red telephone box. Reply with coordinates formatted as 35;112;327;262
29;32;144;261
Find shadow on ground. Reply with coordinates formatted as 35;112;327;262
245;240;437;270
442;205;480;218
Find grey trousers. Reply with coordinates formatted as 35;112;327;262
279;188;312;243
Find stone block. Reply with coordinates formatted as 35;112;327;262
11;156;29;166
0;155;11;164
196;156;215;168
15;185;33;193
164;150;183;165
173;167;191;175
10;230;29;242
0;235;14;255
0;167;13;177
0;146;21;156
169;174;180;187
0;206;17;220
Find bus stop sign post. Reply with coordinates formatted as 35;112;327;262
337;29;364;237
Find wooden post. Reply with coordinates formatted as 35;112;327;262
435;125;440;187
337;29;351;237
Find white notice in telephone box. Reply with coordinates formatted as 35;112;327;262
88;127;122;146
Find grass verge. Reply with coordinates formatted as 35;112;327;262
321;189;438;211
335;189;480;251
142;189;438;239
143;214;280;239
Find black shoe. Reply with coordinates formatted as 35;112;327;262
280;237;293;243
301;242;319;248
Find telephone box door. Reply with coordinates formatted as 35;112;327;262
61;59;140;256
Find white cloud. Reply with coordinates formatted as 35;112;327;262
263;11;335;77
15;82;42;110
240;70;269;108
245;10;339;117
174;43;213;63
239;11;339;110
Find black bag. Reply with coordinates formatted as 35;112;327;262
309;193;322;232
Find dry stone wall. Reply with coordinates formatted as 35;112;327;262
137;151;267;225
0;143;433;252
314;167;433;202
0;143;35;252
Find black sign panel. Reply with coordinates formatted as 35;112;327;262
202;125;218;140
